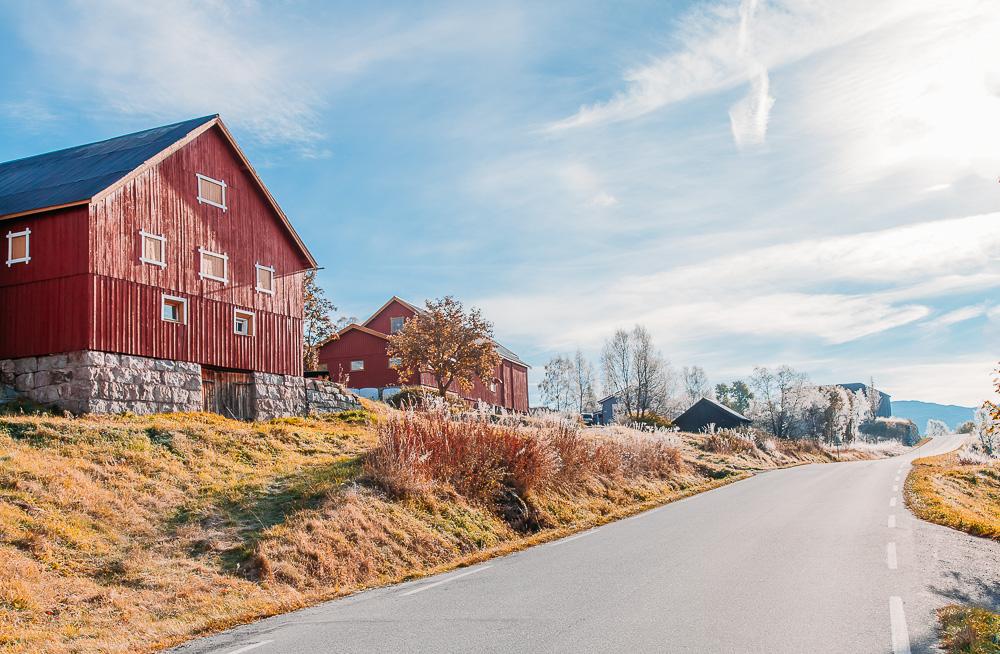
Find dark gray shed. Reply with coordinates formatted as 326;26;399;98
674;397;752;433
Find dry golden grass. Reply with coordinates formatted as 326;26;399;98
905;452;1000;541
937;604;1000;654
0;409;901;654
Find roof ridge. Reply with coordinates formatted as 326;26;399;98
0;115;218;169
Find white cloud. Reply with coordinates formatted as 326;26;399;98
11;1;519;149
477;211;1000;351
877;357;998;405
728;65;774;148
924;305;989;328
728;0;774;148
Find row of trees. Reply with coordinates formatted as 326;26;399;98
540;324;899;443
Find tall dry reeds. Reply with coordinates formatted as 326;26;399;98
364;410;684;504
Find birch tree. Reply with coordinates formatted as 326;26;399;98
601;325;672;421
682;366;711;405
539;355;575;412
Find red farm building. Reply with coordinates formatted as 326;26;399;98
316;297;531;412
0;115;357;419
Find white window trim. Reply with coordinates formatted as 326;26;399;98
255;263;276;295
196;173;227;211
390;316;405;333
198;247;229;283
351;360;365;371
139;230;167;268
6;228;30;266
388;357;402;368
233;308;256;337
161;294;188;325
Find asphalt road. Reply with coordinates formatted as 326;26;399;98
171;435;999;654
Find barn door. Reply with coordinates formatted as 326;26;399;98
202;368;255;421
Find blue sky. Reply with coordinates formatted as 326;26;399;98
1;0;998;406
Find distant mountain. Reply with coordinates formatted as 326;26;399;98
891;400;976;433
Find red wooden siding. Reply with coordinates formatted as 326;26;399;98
0;206;91;358
0;124;311;375
319;329;400;388
318;297;530;411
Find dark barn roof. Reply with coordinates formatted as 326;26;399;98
674;397;752;433
0;115;217;219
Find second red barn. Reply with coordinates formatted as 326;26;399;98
317;297;530;411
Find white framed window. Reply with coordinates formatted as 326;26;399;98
389;316;405;333
350;360;365;371
198;247;228;283
490;381;498;393
388;357;402;368
196;174;227;211
139;230;166;267
6;229;30;266
161;294;188;324
255;263;275;295
233;309;255;337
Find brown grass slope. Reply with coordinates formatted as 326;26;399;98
0;410;887;654
905;452;1000;541
937;605;1000;654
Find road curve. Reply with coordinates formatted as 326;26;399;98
170;435;998;654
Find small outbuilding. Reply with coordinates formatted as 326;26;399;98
673;397;752;433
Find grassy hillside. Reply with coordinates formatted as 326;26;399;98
905;450;1000;540
0;408;895;653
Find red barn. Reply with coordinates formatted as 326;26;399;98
0;115;357;419
316;297;530;412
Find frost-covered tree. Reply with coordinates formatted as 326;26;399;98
539;355;575;412
572;348;598;413
601;325;673;421
925;419;950;437
682;366;711;405
748;366;810;439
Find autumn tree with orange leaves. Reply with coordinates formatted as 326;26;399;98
387;296;500;398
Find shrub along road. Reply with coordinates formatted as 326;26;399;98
170;434;997;654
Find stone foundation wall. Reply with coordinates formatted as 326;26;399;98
1;351;360;419
0;351;202;415
252;373;361;420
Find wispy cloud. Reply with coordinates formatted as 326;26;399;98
477;212;1000;350
7;0;520;150
728;0;774;148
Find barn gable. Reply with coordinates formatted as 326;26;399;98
0;116;316;268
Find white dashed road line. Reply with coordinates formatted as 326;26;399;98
886;542;898;570
888;515;896;528
889;596;912;654
400;565;493;597
224;641;273;654
890;497;897;507
893;485;898;492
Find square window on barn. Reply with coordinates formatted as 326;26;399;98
161;295;187;324
139;230;166;267
389;316;405;333
351;360;365;371
388;357;402;368
255;264;275;294
198;248;228;283
196;174;227;210
6;229;30;266
233;309;255;337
